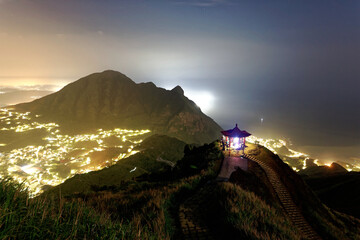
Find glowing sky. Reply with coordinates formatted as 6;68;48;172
0;0;359;160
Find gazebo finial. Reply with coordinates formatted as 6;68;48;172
235;123;238;127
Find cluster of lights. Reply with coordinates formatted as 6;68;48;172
247;135;360;172
247;136;307;158
0;108;151;196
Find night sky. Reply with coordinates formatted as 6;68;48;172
0;0;359;162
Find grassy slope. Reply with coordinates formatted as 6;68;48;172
0;142;222;239
246;143;360;240
2;141;360;239
303;172;360;219
0;178;147;240
207;182;300;240
45;134;186;195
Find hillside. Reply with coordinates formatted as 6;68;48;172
43;134;186;195
14;70;222;144
233;143;360;239
37;141;360;240
301;170;360;219
298;163;360;219
299;162;348;177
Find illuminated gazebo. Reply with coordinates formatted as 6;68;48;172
221;124;251;151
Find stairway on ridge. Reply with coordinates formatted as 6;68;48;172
242;154;321;240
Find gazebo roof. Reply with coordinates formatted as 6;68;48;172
221;124;251;138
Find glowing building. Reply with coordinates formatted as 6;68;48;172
221;124;251;151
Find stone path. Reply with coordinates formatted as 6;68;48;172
242;153;321;240
217;156;247;181
179;188;214;240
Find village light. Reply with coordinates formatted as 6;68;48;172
21;165;40;175
0;108;152;195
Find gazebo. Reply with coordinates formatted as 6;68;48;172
221;124;251;151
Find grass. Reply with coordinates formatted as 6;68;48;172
0;177;171;239
45;135;186;195
216;183;300;240
246;143;360;240
0;141;222;239
195;182;300;240
2;140;360;240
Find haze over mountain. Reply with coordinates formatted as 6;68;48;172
0;88;52;107
14;70;222;144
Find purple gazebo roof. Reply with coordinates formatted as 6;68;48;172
221;124;251;138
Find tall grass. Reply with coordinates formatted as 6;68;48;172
0;177;170;239
4;142;334;240
210;183;301;240
305;205;360;240
0;143;224;239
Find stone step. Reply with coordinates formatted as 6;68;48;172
241;154;322;240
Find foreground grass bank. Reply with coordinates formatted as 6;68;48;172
0;143;222;239
1;142;360;240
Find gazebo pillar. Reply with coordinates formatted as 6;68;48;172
243;137;246;154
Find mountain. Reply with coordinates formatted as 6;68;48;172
14;70;222;144
299;162;348;177
300;164;360;219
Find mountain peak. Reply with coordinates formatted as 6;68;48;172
171;85;184;95
14;71;222;144
100;69;127;76
330;162;348;172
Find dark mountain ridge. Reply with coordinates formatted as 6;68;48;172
14;70;222;144
299;163;360;219
299;162;348;177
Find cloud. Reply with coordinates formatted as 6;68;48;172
174;0;230;7
56;33;66;38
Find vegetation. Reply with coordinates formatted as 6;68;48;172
303;171;360;219
1;140;360;240
0;142;222;239
0;178;145;239
45;135;186;195
202;183;301;240
246;143;360;240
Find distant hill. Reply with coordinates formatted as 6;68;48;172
14;70;222;144
299;162;348;177
300;165;360;219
